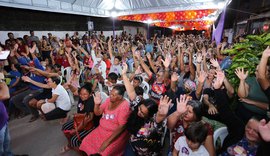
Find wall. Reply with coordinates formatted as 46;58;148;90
0;6;173;42
0;30;123;43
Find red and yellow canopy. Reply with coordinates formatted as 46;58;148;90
118;9;216;30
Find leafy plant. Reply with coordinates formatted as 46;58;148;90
223;33;270;89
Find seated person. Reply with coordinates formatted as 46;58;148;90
79;85;131;155
235;67;269;123
167;94;215;156
221;117;261;156
124;97;170;156
61;83;98;153
173;121;209;156
104;72;121;94
22;76;71;120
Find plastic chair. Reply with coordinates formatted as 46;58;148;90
41;103;56;114
213;127;229;149
62;67;72;82
140;81;150;95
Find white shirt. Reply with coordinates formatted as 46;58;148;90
174;136;209;156
90;50;107;79
52;84;71;111
109;56;122;75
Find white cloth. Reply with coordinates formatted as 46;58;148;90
109;56;122;75
174;136;209;156
52;84;71;111
90;50;107;79
41;103;56;114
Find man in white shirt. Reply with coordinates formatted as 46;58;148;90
43;76;71;120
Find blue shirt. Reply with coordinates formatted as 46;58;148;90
19;57;45;90
222;137;258;156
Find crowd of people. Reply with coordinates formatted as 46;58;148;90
0;30;270;156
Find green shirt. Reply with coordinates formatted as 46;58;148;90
243;77;268;115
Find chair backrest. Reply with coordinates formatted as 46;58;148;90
62;67;73;82
129;61;134;72
78;61;84;76
213;127;229;149
140;81;150;95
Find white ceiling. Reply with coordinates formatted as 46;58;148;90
0;0;231;17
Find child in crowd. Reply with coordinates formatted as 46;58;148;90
173;121;209;156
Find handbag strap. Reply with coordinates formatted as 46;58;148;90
73;118;82;141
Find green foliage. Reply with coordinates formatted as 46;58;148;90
224;33;270;89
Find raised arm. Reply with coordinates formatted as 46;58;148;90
122;63;137;101
171;72;179;92
223;75;235;98
22;76;50;89
147;53;158;74
93;92;104;116
156;95;172;123
167;94;189;129
108;38;114;59
137;53;153;78
235;68;249;98
162;55;172;81
196;71;207;99
187;48;195;81
32;67;60;78
258;46;270;90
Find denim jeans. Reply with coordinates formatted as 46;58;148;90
0;123;13;156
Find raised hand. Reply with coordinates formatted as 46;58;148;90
217;43;222;49
171;72;179;82
210;58;220;68
131;46;137;53
72;51;77;57
146;53;151;60
161;55;171;68
202;47;207;57
122;63;128;75
213;70;225;89
216;70;225;81
14;43;19;50
134;51;141;60
134;66;142;75
29;43;36;53
93;92;102;105
158;95;172;116
262;46;270;58
258;119;270;141
235;68;248;81
196;53;202;63
198;71;207;83
92;42;97;48
176;94;189;115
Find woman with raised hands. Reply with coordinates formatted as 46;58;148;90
167;94;215;156
235;67;269;124
79;85;131;156
124;96;171;156
122;62;144;110
61;83;97;154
